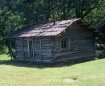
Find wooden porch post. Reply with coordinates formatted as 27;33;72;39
9;39;12;60
94;36;96;59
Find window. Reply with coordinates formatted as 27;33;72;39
61;38;69;49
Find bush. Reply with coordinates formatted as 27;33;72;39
0;46;8;54
96;50;105;59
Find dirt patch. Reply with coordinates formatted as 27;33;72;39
63;78;77;83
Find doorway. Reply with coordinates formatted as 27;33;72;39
28;40;34;58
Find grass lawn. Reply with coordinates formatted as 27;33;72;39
0;54;105;86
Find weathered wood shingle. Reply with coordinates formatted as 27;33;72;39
4;18;103;39
4;18;102;39
4;19;80;39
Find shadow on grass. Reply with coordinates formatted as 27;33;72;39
0;58;100;68
0;60;48;69
53;60;94;67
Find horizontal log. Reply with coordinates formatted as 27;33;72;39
55;50;94;57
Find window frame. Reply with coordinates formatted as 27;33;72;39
60;37;70;50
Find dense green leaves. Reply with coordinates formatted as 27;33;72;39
0;0;105;53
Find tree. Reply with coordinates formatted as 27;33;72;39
0;0;105;54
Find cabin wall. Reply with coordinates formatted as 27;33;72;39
34;38;42;60
41;38;53;60
15;37;54;62
15;23;95;63
54;23;95;62
34;37;53;61
16;38;28;59
16;39;22;59
23;39;29;59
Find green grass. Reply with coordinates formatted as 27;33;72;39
0;54;105;86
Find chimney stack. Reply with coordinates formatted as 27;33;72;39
52;9;56;25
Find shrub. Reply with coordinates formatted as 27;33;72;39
96;50;105;59
0;46;8;54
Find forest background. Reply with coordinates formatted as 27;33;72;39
0;0;105;57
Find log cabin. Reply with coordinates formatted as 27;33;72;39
4;18;103;64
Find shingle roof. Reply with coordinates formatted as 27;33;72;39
4;18;101;39
4;18;81;39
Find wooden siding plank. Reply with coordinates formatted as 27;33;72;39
22;39;24;58
34;38;42;60
54;23;95;62
41;38;53;60
16;39;24;59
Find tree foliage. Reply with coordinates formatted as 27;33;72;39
0;0;105;53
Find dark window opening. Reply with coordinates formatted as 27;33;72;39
61;38;68;49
